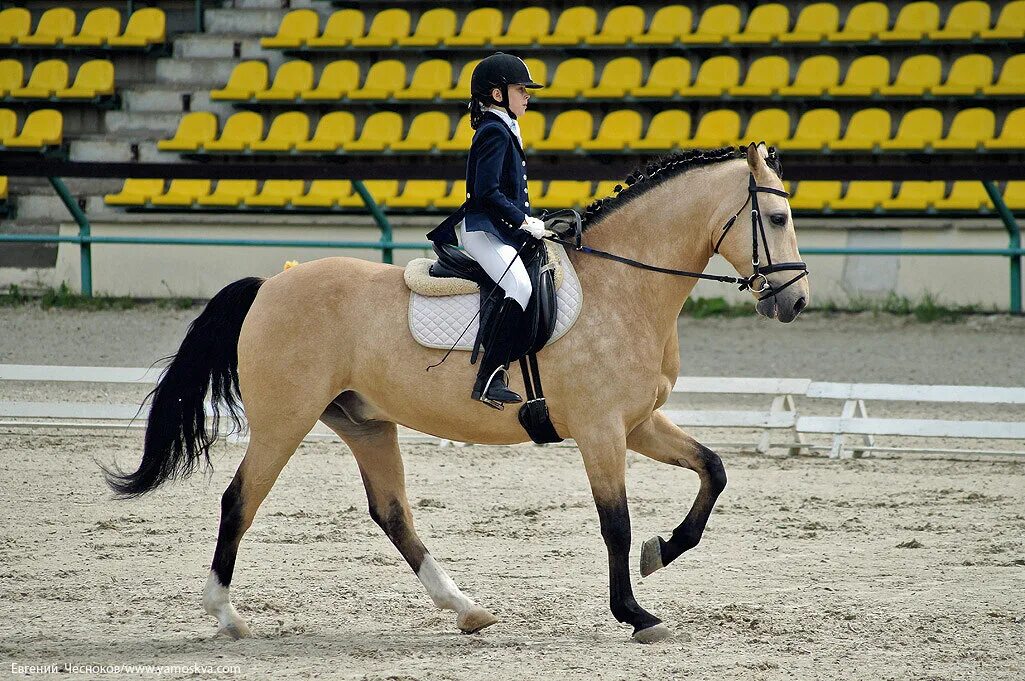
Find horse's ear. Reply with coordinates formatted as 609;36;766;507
756;141;769;159
745;142;764;172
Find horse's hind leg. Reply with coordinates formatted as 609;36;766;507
626;410;727;577
320;401;498;634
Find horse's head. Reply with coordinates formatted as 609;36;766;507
714;143;810;323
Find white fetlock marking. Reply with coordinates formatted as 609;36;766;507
416;555;475;614
203;571;248;635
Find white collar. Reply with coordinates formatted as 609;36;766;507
486;106;522;146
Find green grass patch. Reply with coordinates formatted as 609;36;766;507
0;283;195;311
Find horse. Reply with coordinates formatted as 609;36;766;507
103;143;810;644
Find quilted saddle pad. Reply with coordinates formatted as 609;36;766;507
407;242;583;351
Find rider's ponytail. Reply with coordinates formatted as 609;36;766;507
469;97;487;130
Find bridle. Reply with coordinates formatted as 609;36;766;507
544;173;809;300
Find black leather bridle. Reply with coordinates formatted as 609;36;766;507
544;173;809;301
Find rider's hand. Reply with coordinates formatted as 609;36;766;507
519;216;547;240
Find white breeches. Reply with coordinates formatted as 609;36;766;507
459;223;532;311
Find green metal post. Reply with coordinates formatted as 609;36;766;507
352;179;394;264
47;177;92;297
195;0;204;32
982;180;1022;314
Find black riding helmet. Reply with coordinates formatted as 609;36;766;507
469;53;543;127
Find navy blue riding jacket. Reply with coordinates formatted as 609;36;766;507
427;111;531;248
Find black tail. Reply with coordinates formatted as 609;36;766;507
103;277;265;498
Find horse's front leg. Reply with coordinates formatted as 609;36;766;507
574;427;671;643
626;410;727;577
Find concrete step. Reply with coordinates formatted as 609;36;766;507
156;57;237;87
105;111;184;137
205;9;288;37
173;34;274;61
229;0;317;9
69;139;136;163
121;88;234;116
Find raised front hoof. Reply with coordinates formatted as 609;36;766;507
640;536;665;577
633;623;672;644
215;620;252;640
457;606;499;634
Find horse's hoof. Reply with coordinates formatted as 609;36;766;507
216;620;252;640
640;536;664;577
457;605;498;634
633;623;672;644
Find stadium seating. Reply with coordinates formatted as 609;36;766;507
399;8;457;47
981;1;1025;39
984;54;1025;94
261;9;319;48
307;9;363;48
0;108;63;149
203;111;263;152
301;61;360;101
295;111;356;152
2;59;115;102
587;6;645;45
984;108;1025;149
491;7;549;46
157;112;218;152
103;178;166;206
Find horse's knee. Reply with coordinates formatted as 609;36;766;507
697;445;727;495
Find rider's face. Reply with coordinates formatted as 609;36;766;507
492;84;530;117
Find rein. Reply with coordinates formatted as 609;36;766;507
543;174;809;300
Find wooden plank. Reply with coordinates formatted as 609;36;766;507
662;409;796;428
807;382;1025;404
0;364;161;384
673;377;810;395
797;416;1025;439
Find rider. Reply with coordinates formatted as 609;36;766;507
427;53;546;409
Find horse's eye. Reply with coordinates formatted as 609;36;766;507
769;213;787;227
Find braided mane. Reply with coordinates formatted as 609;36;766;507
581;145;783;232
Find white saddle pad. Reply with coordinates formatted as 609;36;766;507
407;242;583;351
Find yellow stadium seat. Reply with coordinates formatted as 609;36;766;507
580;110;642;151
255;60;313;101
929;1;990;40
828;2;888;42
107;8;165;47
536;181;592;209
0;109;16;140
517;110;546;148
829;55;889;96
680;56;739;96
261;10;319;49
345;111;403;151
247;180;305;208
351;8;410;47
932;107;995;150
632;57;690;97
211;62;268;101
203;111;263;152
440;60;479;100
1003;181;1025;209
984;108;1025;150
391;111;450;151
934;182;990;210
0;8;31;45
690;110;741;147
731;4;789;44
292;180;352;208
158;112;218;152
19;7;75;46
0;60;24;98
389;180;448;208
878;108;942;150
399;8;456;47
11;60;68;99
531;110;593;151
583;57;642;98
778;55;839;96
63;8;121;47
881;181;945;210
780;3;840;43
983;54;1025;95
149;179;212;206
338;180;399;207
522;58;547;87
197;180;258;207
831;181;892;211
104;179;165;206
591;181;621;202
535;58;594;99
932;54;993;95
632;110;691;150
250;111;309;152
435;114;473;151
56;60;114;99
980;0;1025;39
347;60;405;100
878;55;941;96
878;1;940;41
300;61;359;101
3;109;62;148
636;5;693;44
307;9;364;48
492;7;550;46
435;180;467;209
790;181;842;210
685;4;741;44
586;6;645;45
786;109;841;151
0;176;7;201
729;56;790;96
830;108;891;150
744;109;790;147
394;59;451;100
295;111;356;152
538;7;598;46
447;8;503;46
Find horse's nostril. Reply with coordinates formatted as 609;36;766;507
793;297;807;314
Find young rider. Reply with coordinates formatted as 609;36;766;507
427;53;546;409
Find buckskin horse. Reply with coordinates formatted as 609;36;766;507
104;143;810;644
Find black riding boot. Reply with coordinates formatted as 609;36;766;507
471;298;525;410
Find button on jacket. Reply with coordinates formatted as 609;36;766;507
427;110;531;248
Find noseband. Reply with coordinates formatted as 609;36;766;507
544;173;809;300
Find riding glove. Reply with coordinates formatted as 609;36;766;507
519;216;547;240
